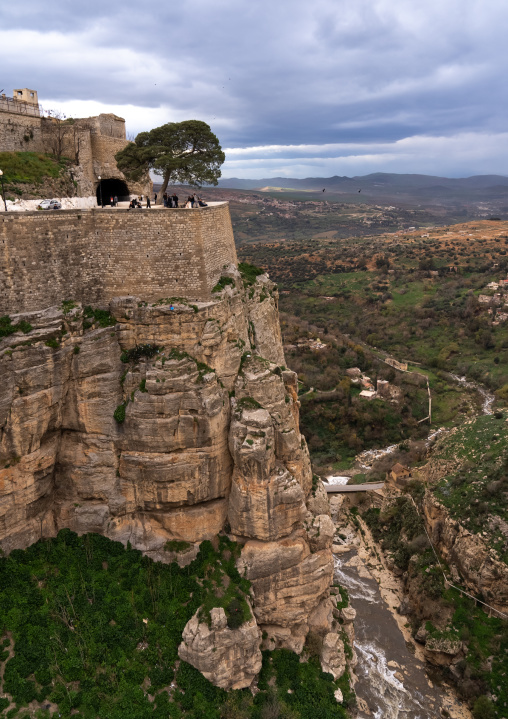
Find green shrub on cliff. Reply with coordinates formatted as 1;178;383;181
120;344;163;363
238;262;265;286
164;540;191;553
212;276;235;293
83;306;117;329
113;402;127;423
0;316;32;338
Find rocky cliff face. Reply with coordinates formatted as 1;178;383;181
423;492;508;614
0;264;343;689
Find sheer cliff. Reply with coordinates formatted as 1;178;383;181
0;264;348;690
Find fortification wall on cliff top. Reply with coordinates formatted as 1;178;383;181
0;202;238;313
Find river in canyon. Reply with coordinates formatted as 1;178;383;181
324;373;494;716
334;550;468;719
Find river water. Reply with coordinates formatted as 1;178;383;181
334;550;461;719
447;373;495;415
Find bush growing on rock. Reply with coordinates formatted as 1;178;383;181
473;696;497;719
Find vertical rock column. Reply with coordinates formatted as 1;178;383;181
229;355;335;654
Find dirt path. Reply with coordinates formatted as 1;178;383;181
0;632;15;713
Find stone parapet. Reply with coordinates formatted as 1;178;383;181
0;203;238;313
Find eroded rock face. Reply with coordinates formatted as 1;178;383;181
307;480;331;518
0;266;342;688
305;513;335;552
178;605;262;690
423;492;508;613
238;533;333;627
320;632;346;680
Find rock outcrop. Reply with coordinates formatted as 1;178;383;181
0;263;343;689
320;632;346;680
178;604;262;690
423;492;508;614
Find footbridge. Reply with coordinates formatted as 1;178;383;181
324;482;385;493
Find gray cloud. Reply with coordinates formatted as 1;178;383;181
1;0;507;177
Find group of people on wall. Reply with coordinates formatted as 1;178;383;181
123;192;208;210
160;192;179;207
120;192;208;210
159;192;207;208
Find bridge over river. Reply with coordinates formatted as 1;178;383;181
324;482;385;493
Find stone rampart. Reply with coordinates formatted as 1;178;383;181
0;102;150;198
0;203;237;314
0;113;44;153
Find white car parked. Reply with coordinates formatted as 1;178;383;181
38;199;62;210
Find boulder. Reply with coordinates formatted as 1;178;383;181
306;479;330;517
340;607;356;624
424;635;463;666
305;513;335;552
178;603;262;690
320;632;346;680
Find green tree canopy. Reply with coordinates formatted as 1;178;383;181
115;120;225;203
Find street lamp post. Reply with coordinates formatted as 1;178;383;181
98;175;103;208
0;169;6;211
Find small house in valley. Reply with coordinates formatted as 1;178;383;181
388;463;412;486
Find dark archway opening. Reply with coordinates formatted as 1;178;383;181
96;178;130;206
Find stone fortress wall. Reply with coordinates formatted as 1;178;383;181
0;203;238;314
0;88;150;198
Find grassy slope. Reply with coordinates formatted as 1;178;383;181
0;151;72;198
431;412;508;561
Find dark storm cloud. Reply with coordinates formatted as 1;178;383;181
1;0;508;176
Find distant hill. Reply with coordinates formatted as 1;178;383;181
218;172;508;194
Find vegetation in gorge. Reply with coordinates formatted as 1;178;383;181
278;266;508;393
0;531;350;719
280;327;472;471
238;220;508;398
362;488;428;572
237;221;508;469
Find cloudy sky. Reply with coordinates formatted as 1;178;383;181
1;0;507;178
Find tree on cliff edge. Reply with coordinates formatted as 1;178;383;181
115;120;225;203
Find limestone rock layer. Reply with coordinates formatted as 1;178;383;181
0;264;339;688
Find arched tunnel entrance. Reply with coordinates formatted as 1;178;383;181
96;178;130;206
